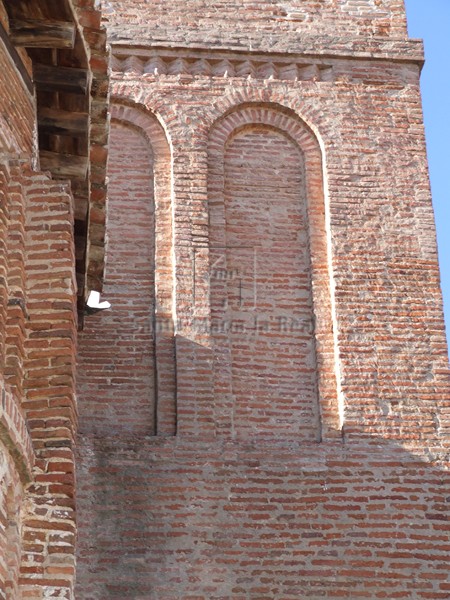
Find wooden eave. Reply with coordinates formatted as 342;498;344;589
2;0;109;327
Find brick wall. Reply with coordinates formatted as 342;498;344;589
75;8;450;594
21;167;78;599
0;1;445;599
0;158;78;599
77;437;450;599
101;50;449;441
0;3;100;598
106;0;408;40
77;121;157;436
210;126;320;440
1;159;33;600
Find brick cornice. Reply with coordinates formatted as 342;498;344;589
109;34;425;66
111;43;421;85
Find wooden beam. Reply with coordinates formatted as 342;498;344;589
9;19;76;49
40;150;89;179
38;107;89;136
0;19;33;94
34;63;91;94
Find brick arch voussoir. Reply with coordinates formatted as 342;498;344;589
208;104;325;246
206;84;325;146
110;100;171;162
210;103;321;165
110;84;181;148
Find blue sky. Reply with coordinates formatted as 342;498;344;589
404;0;450;353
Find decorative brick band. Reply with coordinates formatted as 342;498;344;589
110;46;421;88
0;382;35;483
111;50;334;83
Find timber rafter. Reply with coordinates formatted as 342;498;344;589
2;0;109;325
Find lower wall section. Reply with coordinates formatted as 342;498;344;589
75;437;449;599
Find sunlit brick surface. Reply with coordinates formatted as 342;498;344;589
73;1;450;598
106;0;408;40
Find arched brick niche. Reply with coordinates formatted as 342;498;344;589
77;102;176;436
208;104;340;441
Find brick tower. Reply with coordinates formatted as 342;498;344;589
0;1;448;599
75;1;450;598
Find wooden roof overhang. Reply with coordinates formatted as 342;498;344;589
2;0;109;326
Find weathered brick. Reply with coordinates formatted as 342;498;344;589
0;1;448;599
76;2;449;598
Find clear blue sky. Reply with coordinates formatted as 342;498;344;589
404;0;450;353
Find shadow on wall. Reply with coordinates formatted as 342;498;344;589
74;99;449;599
74;342;449;600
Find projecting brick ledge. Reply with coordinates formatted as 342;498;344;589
108;32;425;65
111;46;421;86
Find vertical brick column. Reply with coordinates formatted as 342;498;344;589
0;469;23;600
0;160;34;600
20;169;78;600
171;136;216;438
3;162;27;400
1;483;23;600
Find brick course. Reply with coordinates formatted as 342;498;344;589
106;0;408;41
